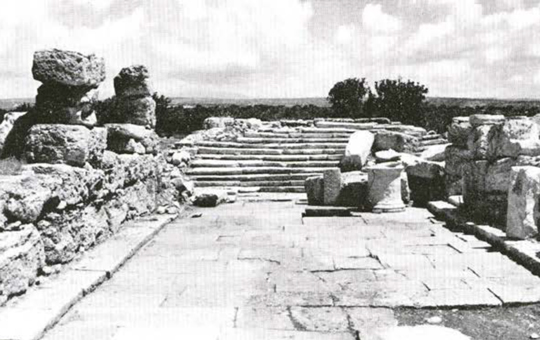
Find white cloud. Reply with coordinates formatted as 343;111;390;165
336;25;355;45
362;4;402;34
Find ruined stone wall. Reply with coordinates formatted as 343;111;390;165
0;49;181;304
446;114;540;226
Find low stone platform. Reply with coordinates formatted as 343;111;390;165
40;200;540;339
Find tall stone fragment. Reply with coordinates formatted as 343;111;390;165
467;125;493;160
31;49;106;129
323;168;342;206
506;166;540;239
339;131;374;172
114;65;153;98
112;65;156;128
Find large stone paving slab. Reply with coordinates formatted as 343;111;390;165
42;201;540;339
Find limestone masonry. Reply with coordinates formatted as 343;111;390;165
0;49;185;304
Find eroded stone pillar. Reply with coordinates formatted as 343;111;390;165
506;166;540;239
365;163;405;213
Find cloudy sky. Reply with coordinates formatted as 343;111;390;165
1;0;540;99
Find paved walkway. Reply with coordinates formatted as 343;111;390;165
42;200;540;339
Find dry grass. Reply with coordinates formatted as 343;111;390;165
0;157;24;176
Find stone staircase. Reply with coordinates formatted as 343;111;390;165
175;119;447;193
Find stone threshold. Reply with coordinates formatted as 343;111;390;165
0;212;181;340
427;198;540;277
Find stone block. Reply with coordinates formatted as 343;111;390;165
375;149;401;163
445;146;472;177
467;125;494;159
323;169;342;206
447;117;472;147
406;160;445;179
485;157;517;193
339;131;374;172
337;171;368;207
373;131;418;153
114;65;153;98
0;225;45;298
406;160;446;206
191;190;229;207
506;166;540;239
35;84;98;127
114;97;156;128
24;125;107;167
445;174;463;196
305;176;324;205
106;124;160;155
420;143;450;162
469;114;505;128
487;117;540;159
462;160;488;203
32;49;105;88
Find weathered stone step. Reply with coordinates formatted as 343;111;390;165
421;134;444;141
235;137;350;144
314;121;379;130
243;131;354;139
258;127;357;134
178;141;347;149
196;147;346;156
195;154;343;161
194;180;306;187
187;167;337;175
259;186;305;193
191;159;339;168
418;138;448;146
191;173;319;182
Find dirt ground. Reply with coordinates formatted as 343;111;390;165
396;304;540;340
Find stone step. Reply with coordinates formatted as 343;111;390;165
258;127;357;134
421;134;444;141
314;121;379;130
235;137;350;144
186;167;337;175
190;173;320;182
196;147;346;156
190;159;339;168
243;131;354;139
194;180;306;187
179;141;347;150
195;153;343;161
259;186;305;193
418;138;448;146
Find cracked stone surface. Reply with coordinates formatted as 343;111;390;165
41;200;540;339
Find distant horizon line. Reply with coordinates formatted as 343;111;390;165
2;95;540;101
